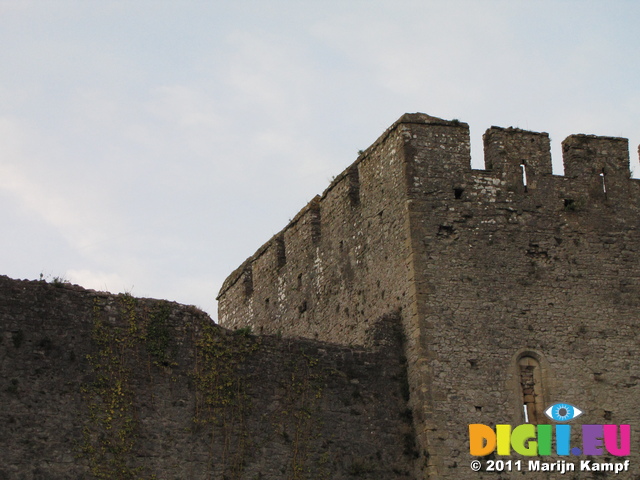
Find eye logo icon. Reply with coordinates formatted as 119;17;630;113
544;403;583;422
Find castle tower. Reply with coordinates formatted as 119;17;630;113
218;113;640;479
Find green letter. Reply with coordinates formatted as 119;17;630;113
511;424;537;456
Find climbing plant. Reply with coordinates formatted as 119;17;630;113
82;295;147;479
81;294;175;480
271;349;328;480
192;323;259;479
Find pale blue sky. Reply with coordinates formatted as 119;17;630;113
1;1;639;317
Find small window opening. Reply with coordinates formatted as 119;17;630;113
519;356;544;423
310;204;321;244
242;267;253;297
520;164;528;192
347;165;360;206
454;187;464;199
298;300;308;315
600;168;607;195
275;235;286;269
438;225;454;236
564;198;579;212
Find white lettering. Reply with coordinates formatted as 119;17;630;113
529;460;572;474
581;460;630;473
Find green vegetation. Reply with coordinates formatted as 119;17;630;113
273;351;328;480
82;296;146;480
192;322;259;479
81;294;174;480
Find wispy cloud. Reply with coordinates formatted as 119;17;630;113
1;1;639;317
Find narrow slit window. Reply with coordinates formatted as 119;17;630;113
348;164;360;206
520;164;528;192
600;168;607;194
242;267;253;297
275;235;286;269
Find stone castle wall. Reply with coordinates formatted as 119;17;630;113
0;276;415;479
218;113;640;479
218;117;416;346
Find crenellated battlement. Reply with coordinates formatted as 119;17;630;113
218;113;639;313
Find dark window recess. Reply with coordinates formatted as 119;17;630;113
298;300;308;314
564;199;578;211
438;225;454;236
310;202;321;244
348;164;360;206
242;267;253;297
454;187;464;199
275;235;286;269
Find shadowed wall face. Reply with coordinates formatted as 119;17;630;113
0;276;414;479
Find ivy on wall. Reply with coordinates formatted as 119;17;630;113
192;324;259;479
75;292;395;480
82;294;177;479
82;295;149;479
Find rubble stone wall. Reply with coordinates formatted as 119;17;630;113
0;276;414;479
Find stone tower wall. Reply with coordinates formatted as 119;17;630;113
218;113;640;479
402;121;640;479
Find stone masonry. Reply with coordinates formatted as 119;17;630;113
218;113;640;479
0;276;414;479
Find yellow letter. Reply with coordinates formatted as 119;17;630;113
496;424;512;455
